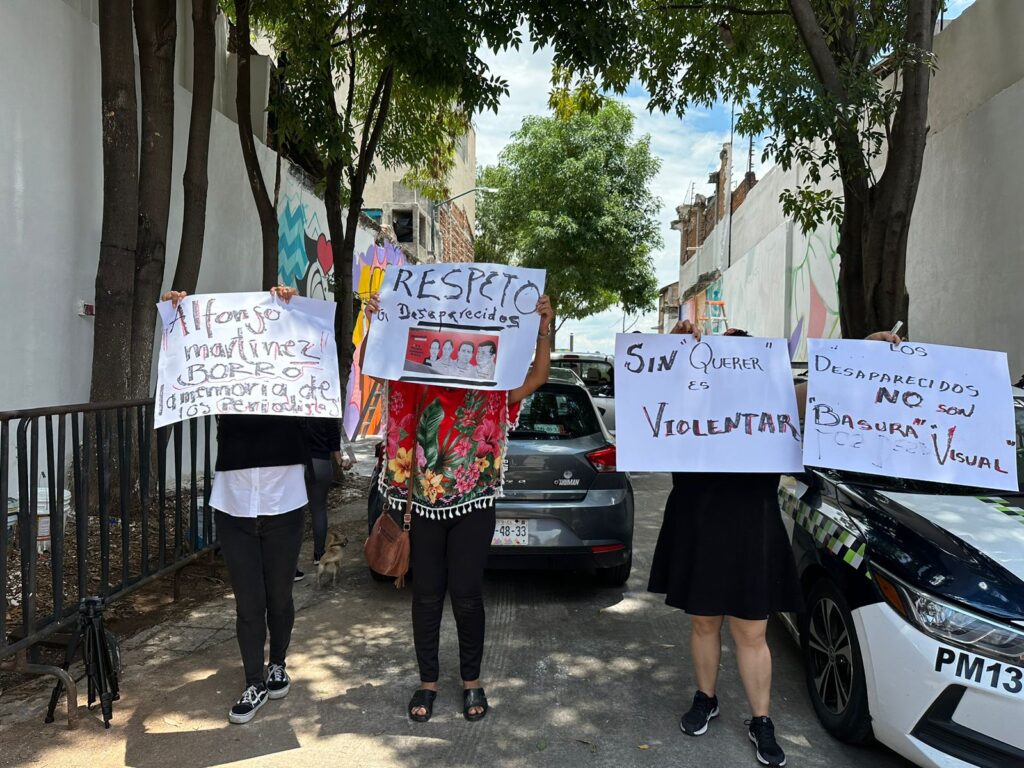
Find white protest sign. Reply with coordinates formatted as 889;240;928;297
614;334;803;472
805;339;1018;491
154;292;341;428
362;263;546;390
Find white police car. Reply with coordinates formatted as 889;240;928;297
778;389;1024;768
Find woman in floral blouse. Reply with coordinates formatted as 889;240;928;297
365;294;554;723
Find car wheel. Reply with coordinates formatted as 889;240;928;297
800;578;873;744
595;554;632;587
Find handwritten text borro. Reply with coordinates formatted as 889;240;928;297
154;293;342;428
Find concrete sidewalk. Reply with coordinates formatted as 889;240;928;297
0;470;911;768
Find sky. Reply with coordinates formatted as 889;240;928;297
473;1;976;355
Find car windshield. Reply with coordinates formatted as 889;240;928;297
552;360;613;392
823;399;1024;495
510;384;602;440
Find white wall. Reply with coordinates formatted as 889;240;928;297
682;0;1024;374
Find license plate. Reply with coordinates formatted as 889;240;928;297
935;646;1024;695
492;518;530;546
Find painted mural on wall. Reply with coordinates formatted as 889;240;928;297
277;188;403;439
788;227;841;361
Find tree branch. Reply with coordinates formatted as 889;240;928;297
662;2;788;15
786;0;848;102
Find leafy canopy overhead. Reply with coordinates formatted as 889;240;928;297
476;99;662;323
247;0;526;198
527;0;938;232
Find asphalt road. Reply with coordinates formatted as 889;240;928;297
0;471;914;768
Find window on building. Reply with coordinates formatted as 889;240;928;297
392;209;414;243
362;208;383;223
419;213;427;247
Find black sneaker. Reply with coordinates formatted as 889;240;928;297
747;716;786;766
266;663;291;699
294;569;305;582
229;684;268;724
680;690;719;736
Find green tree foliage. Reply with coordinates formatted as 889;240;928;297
475;99;662;324
232;0;523;391
527;0;942;338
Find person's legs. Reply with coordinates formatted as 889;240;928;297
447;504;496;716
306;458;332;561
690;614;725;697
410;513;449;715
215;510;267;687
261;508;306;669
728;616;772;717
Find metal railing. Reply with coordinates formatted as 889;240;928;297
1;399;217;728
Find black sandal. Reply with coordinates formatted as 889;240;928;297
463;687;489;722
408;689;437;722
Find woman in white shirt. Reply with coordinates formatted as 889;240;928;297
162;287;309;725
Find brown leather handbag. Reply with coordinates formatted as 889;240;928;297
363;394;422;588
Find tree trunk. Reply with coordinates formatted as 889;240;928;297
325;161;356;398
837;0;937;340
172;0;218;295
234;0;278;290
129;0;177;399
90;0;138;403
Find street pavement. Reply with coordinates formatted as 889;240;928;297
0;469;913;768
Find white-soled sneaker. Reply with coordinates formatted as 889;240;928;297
229;684;268;724
266;663;291;700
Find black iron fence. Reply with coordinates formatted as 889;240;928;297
1;399;217;728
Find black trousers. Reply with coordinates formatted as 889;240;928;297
305;457;333;560
216;508;305;686
410;505;496;683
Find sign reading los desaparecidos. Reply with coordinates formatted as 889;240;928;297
614;333;803;473
805;339;1018;491
154;292;342;428
362;263;546;391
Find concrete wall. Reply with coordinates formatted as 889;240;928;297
680;0;1024;374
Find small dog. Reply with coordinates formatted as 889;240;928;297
316;530;349;588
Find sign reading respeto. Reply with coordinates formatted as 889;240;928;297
362;263;547;391
153;292;342;428
805;339;1018;491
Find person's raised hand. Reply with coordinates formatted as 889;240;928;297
536;295;554;336
271;285;297;303
671;318;702;341
866;330;902;344
365;293;381;318
161;290;187;308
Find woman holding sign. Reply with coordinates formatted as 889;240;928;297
162;287;310;726
648;322;901;767
364;292;554;723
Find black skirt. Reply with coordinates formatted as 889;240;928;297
647;472;803;620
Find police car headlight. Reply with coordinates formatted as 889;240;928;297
874;567;1024;666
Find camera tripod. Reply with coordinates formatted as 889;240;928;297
45;596;121;728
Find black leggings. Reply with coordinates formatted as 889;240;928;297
216;508;305;686
410;505;495;683
306;457;333;560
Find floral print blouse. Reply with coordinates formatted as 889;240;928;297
381;381;521;518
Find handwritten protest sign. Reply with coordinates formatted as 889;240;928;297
614;334;803;472
805;339;1018;491
154;292;342;428
362;263;546;390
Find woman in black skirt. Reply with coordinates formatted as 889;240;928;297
648;322;901;767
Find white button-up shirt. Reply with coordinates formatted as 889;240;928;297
209;465;308;518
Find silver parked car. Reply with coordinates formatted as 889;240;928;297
550;352;616;433
367;368;634;586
